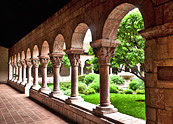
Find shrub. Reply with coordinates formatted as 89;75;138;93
129;80;138;91
136;89;145;94
129;79;144;91
63;89;71;96
124;89;133;94
120;91;124;94
84;73;98;85
110;84;118;93
110;75;125;85
60;82;71;91
78;82;87;94
84;88;96;95
88;82;100;93
119;88;124;91
78;74;87;82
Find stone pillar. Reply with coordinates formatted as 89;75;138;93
17;61;22;83
32;58;41;90
14;62;18;82
25;59;33;86
39;56;51;94
8;62;12;81
65;49;84;104
91;39;120;116
49;53;64;97
21;60;27;85
11;63;15;81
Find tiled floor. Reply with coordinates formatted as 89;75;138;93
0;84;71;124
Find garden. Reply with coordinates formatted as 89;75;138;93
45;73;146;120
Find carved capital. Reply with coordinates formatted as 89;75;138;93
39;56;50;68
17;61;22;68
32;58;40;68
94;47;116;66
65;48;84;67
49;53;64;68
21;60;26;66
25;59;33;68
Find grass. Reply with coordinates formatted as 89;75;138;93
44;83;146;120
81;93;146;120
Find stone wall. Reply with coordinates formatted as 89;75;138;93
0;46;8;83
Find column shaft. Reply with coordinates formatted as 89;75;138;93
71;66;78;97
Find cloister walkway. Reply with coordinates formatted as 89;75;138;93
0;84;71;124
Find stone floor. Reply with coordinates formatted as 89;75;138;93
0;84;72;124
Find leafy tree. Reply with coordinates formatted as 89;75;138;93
87;8;145;81
61;54;70;67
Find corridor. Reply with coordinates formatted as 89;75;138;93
0;84;71;124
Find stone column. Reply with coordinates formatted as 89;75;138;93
32;58;41;90
21;60;27;85
8;62;12;81
65;49;84;104
39;56;51;94
17;61;22;83
25;59;33;86
11;63;15;81
91;39;120;116
49;53;64;97
14;62;18;82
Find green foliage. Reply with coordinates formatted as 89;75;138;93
78;82;87;94
84;88;96;95
63;89;71;96
110;75;125;85
136;89;145;94
78;74;87;82
82;94;146;120
120;91;124;94
124;89;133;94
61;54;70;67
60;82;71;91
129;79;144;91
110;84;118;93
88;76;100;93
119;88;124;91
84;73;98;85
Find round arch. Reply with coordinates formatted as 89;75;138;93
53;34;65;53
26;48;31;59
41;41;50;56
71;23;90;49
33;45;39;58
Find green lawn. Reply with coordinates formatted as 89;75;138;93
81;93;146;120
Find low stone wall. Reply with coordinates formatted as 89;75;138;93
8;80;145;124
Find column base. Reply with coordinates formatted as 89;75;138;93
93;105;118;116
20;81;26;86
39;87;51;94
32;85;41;90
49;90;63;97
65;96;84;104
17;80;22;84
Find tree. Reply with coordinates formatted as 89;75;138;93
87;8;145;81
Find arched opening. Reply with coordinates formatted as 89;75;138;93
33;45;39;58
26;48;31;59
41;41;50;57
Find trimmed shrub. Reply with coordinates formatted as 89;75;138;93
60;82;71;91
136;89;145;94
110;84;118;93
78;74;87;82
110;75;125;85
124;89;133;94
120;91;124;94
63;89;71;96
88;82;100;93
84;73;98;85
129;79;144;91
78;82;87;94
119;88;124;91
84;88;96;95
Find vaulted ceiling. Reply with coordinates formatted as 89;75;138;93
0;0;72;48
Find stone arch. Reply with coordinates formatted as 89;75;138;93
17;53;21;62
53;34;65;53
71;23;90;49
41;41;50;57
33;45;39;58
26;48;31;59
21;51;25;60
102;3;136;40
